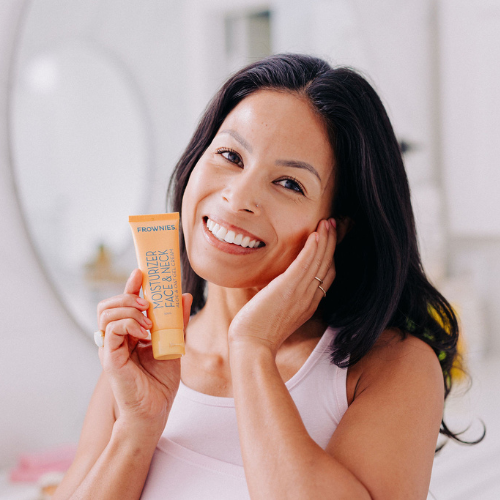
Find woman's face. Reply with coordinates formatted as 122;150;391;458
181;89;336;289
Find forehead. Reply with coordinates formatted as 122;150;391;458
217;90;335;183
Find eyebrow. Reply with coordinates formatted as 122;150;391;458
275;159;321;182
218;128;322;182
219;129;253;153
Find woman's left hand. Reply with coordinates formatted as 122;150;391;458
228;218;337;357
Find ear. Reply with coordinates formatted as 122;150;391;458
335;216;354;244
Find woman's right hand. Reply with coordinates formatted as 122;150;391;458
97;268;192;433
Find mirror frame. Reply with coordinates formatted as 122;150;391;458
7;0;157;340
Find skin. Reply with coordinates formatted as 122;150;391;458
54;90;444;500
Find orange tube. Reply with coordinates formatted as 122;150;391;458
129;213;184;360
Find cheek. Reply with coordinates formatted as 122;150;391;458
182;161;220;207
180;170;207;256
181;162;209;218
266;219;313;275
180;165;217;272
277;210;317;246
279;227;311;262
180;182;195;247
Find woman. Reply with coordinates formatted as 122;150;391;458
55;54;479;499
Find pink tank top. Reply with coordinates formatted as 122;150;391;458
141;327;348;499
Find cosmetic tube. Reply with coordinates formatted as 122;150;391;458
129;213;184;360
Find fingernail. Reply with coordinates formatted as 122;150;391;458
144;317;153;326
137;298;148;307
330;218;337;228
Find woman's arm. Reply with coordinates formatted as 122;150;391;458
53;371;164;500
54;271;191;499
229;330;444;500
67;419;161;500
229;339;371;500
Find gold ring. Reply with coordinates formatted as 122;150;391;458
314;276;324;284
94;330;105;348
318;285;326;297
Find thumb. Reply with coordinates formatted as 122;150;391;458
124;268;143;295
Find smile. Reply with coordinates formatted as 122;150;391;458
201;217;266;254
206;217;264;248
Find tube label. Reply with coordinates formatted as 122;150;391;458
129;213;184;359
146;248;180;310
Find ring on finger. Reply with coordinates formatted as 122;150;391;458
314;276;324;284
94;330;105;348
318;285;327;297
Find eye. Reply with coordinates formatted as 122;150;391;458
275;177;305;194
215;147;243;167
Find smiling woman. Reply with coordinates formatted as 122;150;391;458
54;54;484;500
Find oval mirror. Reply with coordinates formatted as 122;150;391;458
10;38;152;334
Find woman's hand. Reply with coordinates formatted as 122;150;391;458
228;218;336;357
97;269;193;432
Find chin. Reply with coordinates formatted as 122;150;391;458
187;255;275;289
192;264;267;289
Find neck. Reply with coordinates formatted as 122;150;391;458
185;282;327;362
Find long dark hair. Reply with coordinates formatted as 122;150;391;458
168;53;484;450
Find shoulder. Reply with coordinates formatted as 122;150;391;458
329;330;445;498
347;328;444;406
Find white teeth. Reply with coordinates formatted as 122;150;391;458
206;218;262;248
215;226;228;240
224;230;235;243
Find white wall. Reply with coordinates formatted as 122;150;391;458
439;0;500;355
0;2;102;470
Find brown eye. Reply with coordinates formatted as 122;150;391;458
275;177;305;194
216;148;243;167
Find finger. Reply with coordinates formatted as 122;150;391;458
314;219;330;263
310;262;336;303
99;307;152;332
310;219;330;278
315;218;337;283
308;221;337;301
105;318;149;353
300;219;335;305
277;231;319;290
97;294;149;321
322;262;336;290
124;268;143;295
289;219;329;295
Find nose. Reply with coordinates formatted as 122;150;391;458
221;169;262;214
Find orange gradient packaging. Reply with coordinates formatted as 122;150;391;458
129;213;184;360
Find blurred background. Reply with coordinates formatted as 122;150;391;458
0;0;498;498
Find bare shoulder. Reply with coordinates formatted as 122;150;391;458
347;328;444;404
334;329;445;499
365;328;440;363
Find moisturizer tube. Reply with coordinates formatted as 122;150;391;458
129;213;184;360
